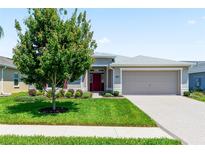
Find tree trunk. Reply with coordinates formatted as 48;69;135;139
51;83;56;111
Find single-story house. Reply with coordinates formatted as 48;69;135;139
0;53;191;95
0;56;28;95
186;61;205;91
68;52;191;95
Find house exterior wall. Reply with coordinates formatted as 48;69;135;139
181;67;189;93
0;67;28;93
189;72;205;91
93;58;113;66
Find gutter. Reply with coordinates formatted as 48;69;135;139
110;63;192;67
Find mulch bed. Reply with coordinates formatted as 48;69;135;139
39;107;68;114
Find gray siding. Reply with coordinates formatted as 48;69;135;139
93;58;113;66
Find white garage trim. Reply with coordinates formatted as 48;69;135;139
120;68;183;95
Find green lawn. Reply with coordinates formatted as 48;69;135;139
0;94;156;126
0;135;181;145
189;91;205;102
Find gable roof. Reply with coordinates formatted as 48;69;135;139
112;55;191;67
93;52;116;58
184;61;205;73
0;56;16;69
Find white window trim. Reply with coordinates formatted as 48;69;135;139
13;72;20;88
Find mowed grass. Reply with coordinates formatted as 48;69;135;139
0;135;181;145
0;94;156;126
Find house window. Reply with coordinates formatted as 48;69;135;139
13;73;19;87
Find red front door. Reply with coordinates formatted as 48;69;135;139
91;73;102;91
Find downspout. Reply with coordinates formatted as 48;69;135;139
1;66;7;95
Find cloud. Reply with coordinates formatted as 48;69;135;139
201;16;205;19
187;20;196;25
98;37;111;44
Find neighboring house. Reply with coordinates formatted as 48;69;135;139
0;56;28;94
186;61;205;91
68;52;191;95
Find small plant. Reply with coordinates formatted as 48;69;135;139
104;93;113;97
75;91;82;98
113;91;119;97
183;91;190;97
36;90;45;96
68;89;75;96
28;89;36;96
46;90;52;98
82;92;92;99
65;91;72;98
76;89;83;97
56;92;63;98
59;89;65;97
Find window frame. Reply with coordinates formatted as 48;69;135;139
13;72;20;88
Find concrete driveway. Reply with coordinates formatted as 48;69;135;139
125;95;205;145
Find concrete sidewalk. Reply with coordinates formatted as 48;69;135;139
0;124;173;139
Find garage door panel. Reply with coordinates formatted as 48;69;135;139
122;71;179;95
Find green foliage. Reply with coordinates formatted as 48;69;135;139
183;91;190;97
36;90;45;96
82;92;92;99
65;91;72;98
59;89;65;97
76;89;83;97
113;91;119;97
68;89;75;96
75;91;82;98
13;9;97;109
46;90;52;98
104;93;113;97
28;89;37;96
0;135;181;145
189;91;205;102
56;92;63;98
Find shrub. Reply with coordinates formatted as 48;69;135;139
65;91;72;98
59;89;65;97
68;89;75;96
82;92;92;99
75;91;82;98
76;89;83;97
113;91;119;97
46;90;52;98
36;90;45;96
56;92;63;98
183;91;190;97
28;89;36;96
104;93;113;97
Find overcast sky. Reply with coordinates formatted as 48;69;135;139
0;8;205;61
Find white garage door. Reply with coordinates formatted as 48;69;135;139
122;71;179;95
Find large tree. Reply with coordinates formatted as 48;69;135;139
13;9;97;111
0;25;4;38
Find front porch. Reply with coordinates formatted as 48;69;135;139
87;66;113;92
